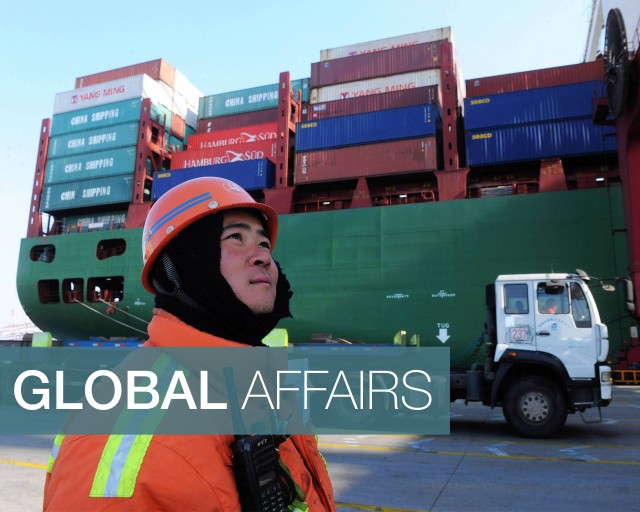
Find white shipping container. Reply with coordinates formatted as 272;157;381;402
159;82;198;128
54;74;171;115
310;70;442;103
174;69;204;109
320;27;452;61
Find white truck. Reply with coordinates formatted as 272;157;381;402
452;272;613;437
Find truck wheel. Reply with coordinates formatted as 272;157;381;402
503;376;567;438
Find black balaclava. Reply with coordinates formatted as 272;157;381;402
151;211;292;346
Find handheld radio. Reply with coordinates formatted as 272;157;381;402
224;367;290;512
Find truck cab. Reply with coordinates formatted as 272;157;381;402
486;273;612;437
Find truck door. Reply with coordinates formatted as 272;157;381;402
534;280;597;379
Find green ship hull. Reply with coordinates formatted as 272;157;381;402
17;186;630;359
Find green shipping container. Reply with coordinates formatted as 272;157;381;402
199;78;309;118
47;122;140;159
50;99;143;136
44;147;137;185
41;175;134;212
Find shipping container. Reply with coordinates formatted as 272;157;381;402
152;159;275;200
464;81;602;130
320;27;452;60
61;211;128;233
465;61;604;97
47;122;140;159
196;109;278;132
50;99;143;136
150;102;172;131
187;122;278;151
41;175;135;212
295;137;438;183
310;70;441;103
170;114;186;139
465;116;617;166
55;75;168;115
167;135;186;153
311;41;443;88
170;139;278;169
75;59;176;89
174;69;205;109
45;147;137;185
198;78;309;119
302;85;440;120
295;105;437;152
157;81;199;126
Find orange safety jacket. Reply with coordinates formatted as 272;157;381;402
43;309;336;511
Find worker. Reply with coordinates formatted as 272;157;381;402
541;298;558;314
43;177;336;511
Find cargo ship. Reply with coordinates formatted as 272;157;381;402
15;14;640;368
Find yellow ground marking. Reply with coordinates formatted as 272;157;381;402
0;458;47;470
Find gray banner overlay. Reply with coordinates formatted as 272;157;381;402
0;346;450;435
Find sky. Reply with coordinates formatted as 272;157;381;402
0;0;597;329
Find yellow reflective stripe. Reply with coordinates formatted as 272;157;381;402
46;434;65;473
111;353;175;433
90;435;123;497
116;435;153;497
89;353;183;499
90;434;153;498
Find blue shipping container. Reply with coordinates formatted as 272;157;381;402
152;159;275;200
465;116;617;166
463;81;601;130
295;105;437;152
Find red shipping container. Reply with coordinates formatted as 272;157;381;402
75;59;176;89
294;137;438;183
171;139;278;169
310;41;443;88
303;86;441;120
187;122;278;150
170;114;186;139
197;108;278;132
465;61;604;97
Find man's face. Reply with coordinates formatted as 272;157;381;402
220;210;278;314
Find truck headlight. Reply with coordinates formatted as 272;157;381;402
601;370;612;383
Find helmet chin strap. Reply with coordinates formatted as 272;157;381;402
152;252;208;313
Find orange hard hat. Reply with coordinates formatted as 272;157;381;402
141;177;278;294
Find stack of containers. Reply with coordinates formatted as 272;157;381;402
156;78;308;195
197;78;309;132
153;121;279;198
74;59;201;146
464;61;617;166
41;60;202;230
295;27;462;184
